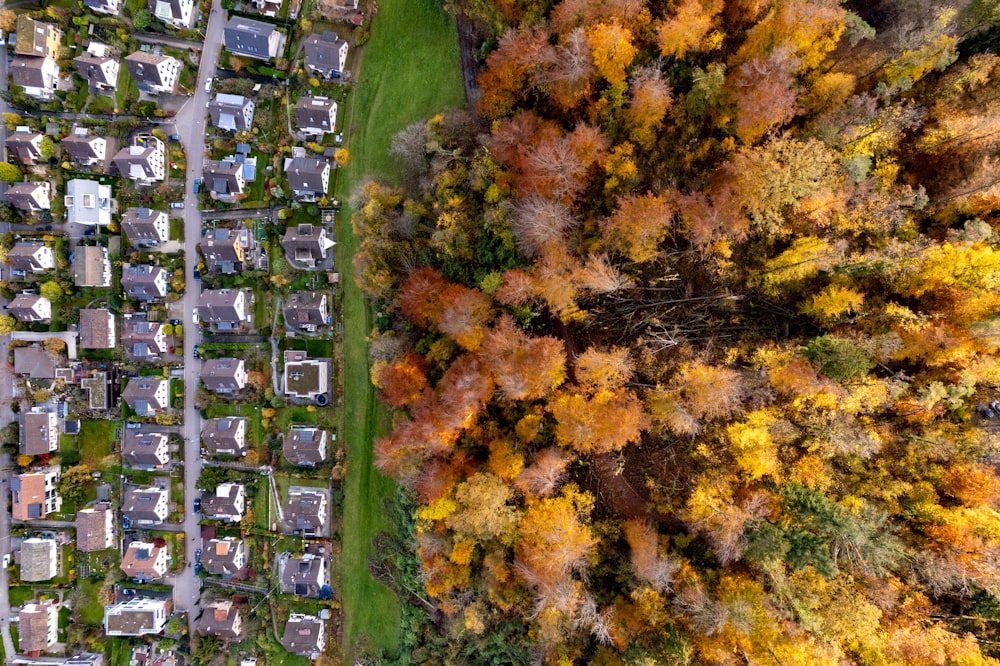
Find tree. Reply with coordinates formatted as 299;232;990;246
445;472;519;543
673;362;744;421
656;0;722;59
0;163;21;184
624;519;680;592
587;21;636;87
549;387;649;454
0;9;15;33
39;281;63;303
373;353;429;408
131;9;153;31
575;346;633;391
728;47;801;144
803;335;873;382
334;148;350;167
38;137;54;161
0;315;16;335
17;455;33;469
58;465;92;506
478;315;567;401
43;337;66;355
32;389;51;404
437;284;493;351
601;191;675;263
515;448;571;497
626;67;673;148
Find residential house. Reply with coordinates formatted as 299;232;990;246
65;179;113;226
197;289;252;331
201;483;245;523
283;157;330;201
84;0;121;15
76;503;115;551
283;350;330;401
223;17;281;61
121;377;170;417
149;0;195;28
74;247;112;287
13;346;56;379
278;552;329;597
283;292;329;332
283;487;327;536
121;541;169;581
5;130;43;165
200;417;247;457
79;308;116;349
10;467;62;520
11;57;59;99
112;135;165;185
293;96;337;136
20;538;57;581
61;129;107;167
5;181;51;212
124;52;180;95
121;487;168;526
103;598;171;636
20;411;58;456
199;228;245;274
18;600;58;654
280;614;325;658
303;32;349;78
283;426;327;468
7;294;52;323
252;0;281;17
201;358;247;394
209;94;255;132
201;537;247;578
197;601;244;640
121;264;168;302
121;319;169;360
204;159;245;202
74;42;119;91
122;208;169;247
123;429;170;469
7;242;54;274
281;224;335;268
15;16;62;58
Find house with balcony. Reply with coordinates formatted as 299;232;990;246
125;52;180;95
62;129;107;167
18;600;58;655
122;208;169;247
198;289;253;331
121;377;170;417
224;17;281;61
201;358;247;395
123;429;170;469
74;42;119;91
20;411;58;457
65;179;113;226
149;0;195;28
121;319;169;360
121;264;168;302
293;96;338;136
201;483;245;523
283;487;327;537
283;350;330;402
280;614;325;658
5;130;43;165
76;502;115;551
278;552;329;597
283;426;328;468
79;308;116;349
283;156;330;202
198;601;244;640
11;467;61;520
204;159;246;202
303;32;349;78
209;94;255;132
283;292;329;332
121;541;169;582
201;417;247;457
281;224;334;269
202;537;247;578
121;487;168;526
112;135;165;185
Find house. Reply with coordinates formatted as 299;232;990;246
198;600;244;640
13;346;56;379
76;503;115;551
123;429;170;469
283;157;330;201
21;411;58;456
82;371;110;410
122;208;169;247
79;308;116;349
6;130;43;165
201;537;247;578
200;228;245;274
20;538;58;582
280;614;325;658
12;469;61;520
7;242;54;274
201;358;247;394
112;135;165;185
18;600;58;654
74;247;113;287
11;57;59;99
121;487;168;526
74;42;119;91
252;0;282;17
224;17;281;61
293;96;338;136
121;319;169;360
121;541;169;581
201;483;245;523
6;182;51;211
7;294;52;323
282;224;335;268
278;552;329;597
124;52;180;95
122;377;170;417
65;179;113;227
204;159;246;202
84;0;121;15
198;289;252;330
283;292;329;332
15;16;62;57
283;426;328;468
283;351;330;401
209;94;255;132
201;417;247;457
121;264;169;302
62;130;107;166
283;487;327;536
124;646;172;666
149;0;195;28
103;598;171;636
303;32;349;78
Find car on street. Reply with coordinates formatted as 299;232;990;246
193;496;201;513
193;178;201;194
195;549;201;562
192;309;200;325
192;344;200;358
170;202;184;209
169;319;181;325
169;134;180;141
204;77;212;93
193;266;200;279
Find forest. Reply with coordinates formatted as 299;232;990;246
352;0;1000;662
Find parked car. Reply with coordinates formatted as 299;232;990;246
977;404;996;418
204;77;212;93
170;202;184;209
169;134;180;141
193;178;201;194
193;496;201;513
192;309;200;325
192;344;199;358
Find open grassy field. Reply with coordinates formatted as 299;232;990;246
335;0;465;658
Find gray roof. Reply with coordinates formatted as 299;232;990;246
200;487;243;521
124;51;175;89
7;294;49;322
293;96;337;132
201;358;244;392
8;242;49;272
284;292;328;328
79;308;113;349
201;538;246;577
20;539;56;581
112;145;160;181
13;346;56;379
201;417;247;455
198;289;247;324
123;430;169;468
197;601;242;639
284;157;328;194
11;56;50;89
74;246;110;287
6;133;42;164
76;503;114;552
121;320;167;359
282;224;329;262
121;488;166;523
284;490;325;532
74;52;117;86
223;17;276;58
204;159;243;196
84;0;118;11
105;600;169;634
21;412;56;456
148;0;188;22
18;602;54;652
62;134;105;162
303;32;348;75
121;264;167;301
122;208;167;245
121;377;168;413
199;228;243;272
6;182;48;211
208;94;254;131
283;427;327;467
281;615;324;655
279;554;326;597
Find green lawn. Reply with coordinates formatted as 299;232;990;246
335;0;464;658
78;419;119;468
8;586;34;607
76;578;106;625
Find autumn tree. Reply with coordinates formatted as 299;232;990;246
549;386;649;454
601;191;675;263
655;0;722;59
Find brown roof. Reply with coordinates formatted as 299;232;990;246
18;602;54;653
12;472;50;520
80;308;113;349
74;247;110;288
197;601;242;639
283;427;327;467
76;503;113;552
8;242;49;272
284;292;328;328
7;294;49;322
121;542;165;579
21;412;56;456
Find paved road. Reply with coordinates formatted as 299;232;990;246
170;0;226;634
10;519;76;529
200;207;275;220
135;32;205;50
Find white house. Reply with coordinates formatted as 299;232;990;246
112;136;165;186
6;182;51;212
11;57;59;99
149;0;195;28
104;598;170;636
65;179;113;226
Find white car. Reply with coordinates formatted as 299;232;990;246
204;77;212;93
192;309;200;325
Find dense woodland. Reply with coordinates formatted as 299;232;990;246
353;0;1000;662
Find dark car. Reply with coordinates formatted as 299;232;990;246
169;134;180;141
193;496;201;512
192;345;199;358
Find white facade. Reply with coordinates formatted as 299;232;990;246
18;58;59;99
103;598;169;636
151;0;195;28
